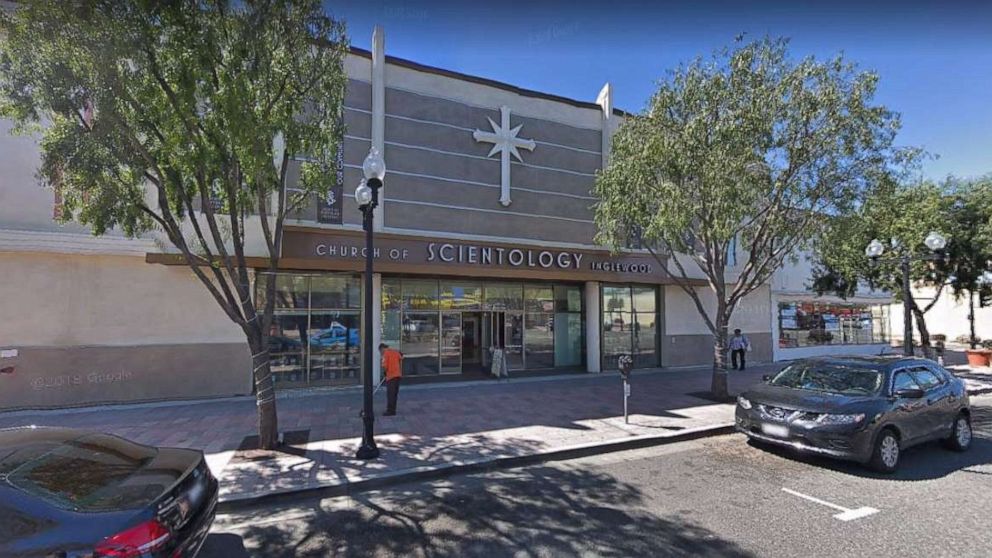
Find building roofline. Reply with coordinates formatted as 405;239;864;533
348;46;631;117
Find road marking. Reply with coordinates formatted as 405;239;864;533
781;488;879;522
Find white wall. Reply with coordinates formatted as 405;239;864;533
897;285;992;343
770;251;882;298
0;121;92;235
664;284;772;336
0;252;243;347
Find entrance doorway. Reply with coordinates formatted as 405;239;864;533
461;313;483;372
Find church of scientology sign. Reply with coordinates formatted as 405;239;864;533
282;228;666;283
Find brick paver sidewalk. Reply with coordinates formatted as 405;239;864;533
0;365;781;503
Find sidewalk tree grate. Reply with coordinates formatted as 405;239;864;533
231;429;311;462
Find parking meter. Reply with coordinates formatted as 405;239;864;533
618;355;633;424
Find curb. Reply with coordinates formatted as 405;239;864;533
216;422;736;513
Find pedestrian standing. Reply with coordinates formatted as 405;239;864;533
729;329;751;370
380;343;403;416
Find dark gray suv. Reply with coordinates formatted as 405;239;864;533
735;356;972;472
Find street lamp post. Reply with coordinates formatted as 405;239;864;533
355;148;386;460
865;232;947;357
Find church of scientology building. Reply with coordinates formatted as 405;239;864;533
0;26;891;410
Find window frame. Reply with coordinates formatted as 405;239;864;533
890;368;922;396
907;366;943;392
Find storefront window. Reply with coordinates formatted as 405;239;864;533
525;312;555;369
554;286;583;367
402;312;440;376
440;283;482;310
484;283;524;311
440;313;462;373
310;275;361;309
382;279;402;311
272;274;309;310
307;311;361;384
268;312;308;387
403;280;439;311
257;272;362;388
778;301;889;348
380;279;582;374
602;285;659;369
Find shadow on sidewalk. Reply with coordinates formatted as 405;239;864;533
218;433;552;500
206;464;756;558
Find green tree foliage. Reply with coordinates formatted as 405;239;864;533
811;181;952;352
936;177;992;348
595;37;906;398
0;1;349;448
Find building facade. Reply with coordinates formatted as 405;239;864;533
769;254;892;362
0;26;889;411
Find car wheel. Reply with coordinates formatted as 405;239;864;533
943;412;972;452
869;429;900;473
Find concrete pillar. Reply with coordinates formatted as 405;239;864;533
372;272;383;384
371;25;386;232
596;83;615;169
585;281;601;372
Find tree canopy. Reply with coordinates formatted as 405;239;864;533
594;37;909;397
813;177;992;349
0;0;349;448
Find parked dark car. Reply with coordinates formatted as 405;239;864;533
0;426;218;558
735;356;972;472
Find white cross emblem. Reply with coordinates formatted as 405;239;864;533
473;105;536;207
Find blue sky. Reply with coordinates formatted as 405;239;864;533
325;0;991;180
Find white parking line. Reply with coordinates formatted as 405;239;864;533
782;488;879;522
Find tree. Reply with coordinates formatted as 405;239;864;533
595;37;907;399
0;1;348;449
941;176;992;349
811;182;949;354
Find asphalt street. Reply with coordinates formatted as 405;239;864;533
202;395;992;558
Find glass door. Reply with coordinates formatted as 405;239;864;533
441;312;462;374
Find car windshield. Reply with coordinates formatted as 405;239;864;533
5;433;159;511
769;362;882;396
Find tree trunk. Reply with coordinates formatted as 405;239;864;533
711;320;729;400
910;303;932;361
969;290;977;349
248;326;279;450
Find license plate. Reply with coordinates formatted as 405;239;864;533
761;423;789;438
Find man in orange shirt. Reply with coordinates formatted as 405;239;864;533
380;343;403;416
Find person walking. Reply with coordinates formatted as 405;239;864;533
729;329;751;370
380;343;403;416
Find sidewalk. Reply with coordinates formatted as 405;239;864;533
4;359;988;507
933;347;992;396
0;364;777;505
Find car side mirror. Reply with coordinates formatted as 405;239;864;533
762;374;772;382
894;387;925;399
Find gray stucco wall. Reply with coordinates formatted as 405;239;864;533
289;77;604;244
0;343;252;411
661;333;774;368
377;85;600;243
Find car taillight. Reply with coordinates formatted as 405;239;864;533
94;519;171;557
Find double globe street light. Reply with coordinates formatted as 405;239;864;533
355;147;386;460
865;231;947;357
